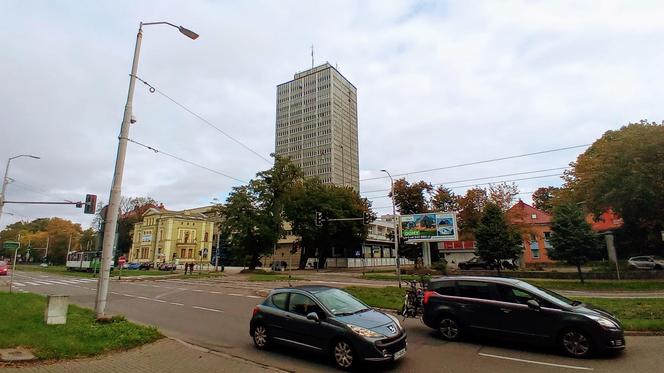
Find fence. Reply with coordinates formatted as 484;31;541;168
326;257;414;268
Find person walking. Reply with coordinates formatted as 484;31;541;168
184;262;189;275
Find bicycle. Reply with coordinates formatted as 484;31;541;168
400;280;425;319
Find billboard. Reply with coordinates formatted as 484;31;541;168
400;212;458;242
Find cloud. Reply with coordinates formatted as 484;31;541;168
1;0;663;227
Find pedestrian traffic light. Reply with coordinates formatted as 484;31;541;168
84;194;97;214
363;211;372;225
315;211;323;227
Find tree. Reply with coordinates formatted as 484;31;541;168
116;196;162;257
285;178;368;269
549;203;601;283
457;188;488;240
564;120;664;253
431;186;458;212
475;202;522;275
0;217;83;264
488;182;519;211
391;179;432;214
531;186;560;213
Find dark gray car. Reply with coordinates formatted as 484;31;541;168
250;285;407;370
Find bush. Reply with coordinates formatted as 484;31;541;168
432;259;448;275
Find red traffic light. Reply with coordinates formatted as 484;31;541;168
84;194;97;214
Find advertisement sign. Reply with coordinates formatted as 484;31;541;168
400;212;458;242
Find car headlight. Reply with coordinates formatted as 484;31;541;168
347;324;382;338
587;315;620;329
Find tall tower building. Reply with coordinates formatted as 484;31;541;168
275;63;359;191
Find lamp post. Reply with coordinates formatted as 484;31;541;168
0;154;40;227
381;169;401;287
94;21;198;319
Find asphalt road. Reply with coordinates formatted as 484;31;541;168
3;271;664;372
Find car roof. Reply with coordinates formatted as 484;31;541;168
272;285;336;294
430;275;522;286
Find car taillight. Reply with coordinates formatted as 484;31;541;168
423;290;438;305
252;306;260;317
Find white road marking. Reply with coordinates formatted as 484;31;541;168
210;291;221;294
13;282;25;286
25;282;40;286
192;306;224;313
192;289;204;292
151;285;161;288
170;302;184;306
152;299;166;303
246;295;262;299
228;293;244;297
478;353;593;371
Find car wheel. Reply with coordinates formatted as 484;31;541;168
252;324;270;349
438;316;461;341
560;329;593;358
332;339;356;370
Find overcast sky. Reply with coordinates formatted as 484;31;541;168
2;0;663;230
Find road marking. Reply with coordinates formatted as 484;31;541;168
228;293;244;297
246;295;262;299
25;282;40;286
152;299;166;303
151;285;161;288
192;306;224;313
478;353;593;370
13;282;25;286
170;302;184;306
192;289;204;292
210;291;221;294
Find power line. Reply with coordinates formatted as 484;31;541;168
9;179;74;203
363;174;563;199
360;144;589;182
361;167;569;194
126;137;248;184
370;191;536;210
133;75;272;164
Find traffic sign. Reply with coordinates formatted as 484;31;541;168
2;241;19;250
118;256;126;265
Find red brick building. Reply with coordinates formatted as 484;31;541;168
507;200;555;267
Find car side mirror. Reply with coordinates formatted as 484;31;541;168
306;312;320;322
526;299;541;311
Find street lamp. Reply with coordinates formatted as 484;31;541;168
0;154;40;226
95;21;198;319
381;169;401;287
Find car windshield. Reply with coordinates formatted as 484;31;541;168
314;288;370;316
517;281;579;308
0;261;6;266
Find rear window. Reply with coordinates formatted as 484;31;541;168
271;292;288;310
431;281;456;296
456;281;493;300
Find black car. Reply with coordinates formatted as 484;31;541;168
457;257;495;270
250;285;407;370
422;276;625;358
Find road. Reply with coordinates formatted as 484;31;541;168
3;271;664;372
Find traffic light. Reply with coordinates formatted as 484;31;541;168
315;211;323;227
84;194;97;214
363;211;372;225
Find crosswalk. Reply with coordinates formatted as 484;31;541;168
10;278;98;287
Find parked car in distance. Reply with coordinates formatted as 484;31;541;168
422;276;625;358
457;257;495;270
126;262;141;270
270;261;288;271
250;286;407;370
138;262;153;270
157;262;177;271
0;261;8;276
628;256;664;270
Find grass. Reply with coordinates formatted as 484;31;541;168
361;273;664;292
247;273;303;282
0;292;161;360
345;286;664;331
15;264;171;278
346;286;406;310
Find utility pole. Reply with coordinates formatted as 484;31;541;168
45;236;49;260
381;169;401;288
94;21;198;319
0;154;40;226
215;231;221;272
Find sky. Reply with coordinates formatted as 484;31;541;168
1;0;664;230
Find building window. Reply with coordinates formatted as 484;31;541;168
531;213;537;219
543;232;553;249
204;232;209;242
181;249;187;258
530;234;540;259
140;247;149;259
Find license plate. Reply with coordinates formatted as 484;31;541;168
393;348;406;360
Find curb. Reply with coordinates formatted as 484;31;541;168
170;338;291;372
624;331;664;336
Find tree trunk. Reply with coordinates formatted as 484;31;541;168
576;263;584;284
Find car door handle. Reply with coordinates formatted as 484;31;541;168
500;308;512;314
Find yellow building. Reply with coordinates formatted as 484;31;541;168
129;207;216;265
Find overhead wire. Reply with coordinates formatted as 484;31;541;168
360;144;589;182
8;179;75;203
360;167;569;194
125;137;248;184
133;75;272;164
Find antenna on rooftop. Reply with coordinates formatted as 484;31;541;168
311;44;314;68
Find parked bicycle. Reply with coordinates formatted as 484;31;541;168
401;279;426;319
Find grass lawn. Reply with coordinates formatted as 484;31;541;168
361;273;664;292
0;292;161;360
345;286;664;331
247;273;303;282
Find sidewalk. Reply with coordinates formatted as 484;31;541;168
2;339;284;373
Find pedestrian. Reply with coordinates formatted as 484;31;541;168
184;262;189;275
